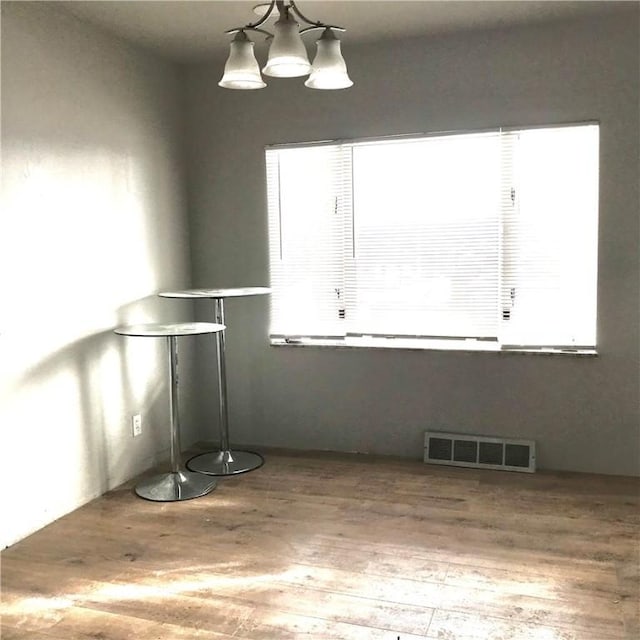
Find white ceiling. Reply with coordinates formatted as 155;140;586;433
58;0;633;63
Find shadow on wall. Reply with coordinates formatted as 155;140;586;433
0;142;188;548
0;0;192;547
0;294;175;547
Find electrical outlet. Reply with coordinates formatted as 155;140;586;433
132;414;142;437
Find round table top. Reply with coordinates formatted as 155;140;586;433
114;322;226;337
158;287;271;300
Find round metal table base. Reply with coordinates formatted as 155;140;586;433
134;470;217;502
186;450;264;476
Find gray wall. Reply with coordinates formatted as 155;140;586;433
0;2;196;548
185;11;640;476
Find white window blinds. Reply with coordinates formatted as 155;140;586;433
349;133;502;339
500;126;599;347
266;144;351;338
266;123;599;350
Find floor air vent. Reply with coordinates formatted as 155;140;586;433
424;431;536;473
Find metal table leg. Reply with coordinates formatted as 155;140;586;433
135;336;218;501
186;299;264;476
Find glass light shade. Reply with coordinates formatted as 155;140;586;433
305;28;353;90
262;13;311;78
219;32;266;89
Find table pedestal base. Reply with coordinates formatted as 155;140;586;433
135;470;217;502
186;449;264;476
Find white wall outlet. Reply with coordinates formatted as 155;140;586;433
132;414;142;437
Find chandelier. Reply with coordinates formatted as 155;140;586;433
219;0;353;90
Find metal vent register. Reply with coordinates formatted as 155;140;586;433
424;431;536;473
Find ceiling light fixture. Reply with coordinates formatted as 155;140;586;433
219;0;353;91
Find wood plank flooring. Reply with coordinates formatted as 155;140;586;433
2;448;639;639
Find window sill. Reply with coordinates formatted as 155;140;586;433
270;336;598;356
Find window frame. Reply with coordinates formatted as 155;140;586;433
266;121;600;356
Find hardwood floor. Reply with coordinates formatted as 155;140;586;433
2;448;639;639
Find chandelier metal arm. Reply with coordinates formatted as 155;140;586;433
224;26;274;39
223;0;277;36
224;1;345;38
299;25;346;35
289;0;345;31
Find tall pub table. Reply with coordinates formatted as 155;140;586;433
158;287;271;476
114;322;225;501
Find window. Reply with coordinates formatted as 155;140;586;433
266;123;599;352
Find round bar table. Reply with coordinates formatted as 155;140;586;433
158;287;270;476
114;322;225;501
